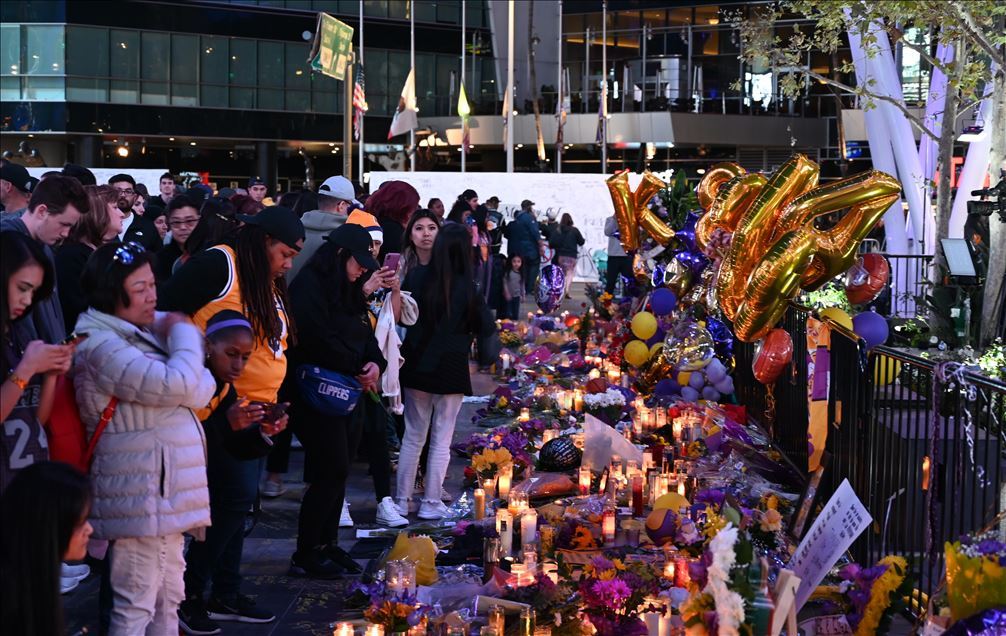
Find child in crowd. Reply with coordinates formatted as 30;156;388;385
0;461;94;636
501;253;526;320
179;309;288;635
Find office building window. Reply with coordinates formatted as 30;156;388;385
67;27;110;101
1;24;21;101
171;33;198;106
110;29;139;103
285;41;310;111
23;25;65;100
141;31;169;104
230;38;257;108
258;40;284;110
201;35;229;107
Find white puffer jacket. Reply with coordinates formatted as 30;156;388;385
72;309;216;540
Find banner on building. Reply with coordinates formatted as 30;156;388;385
309;12;354;80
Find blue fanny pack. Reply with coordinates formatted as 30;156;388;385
295;365;363;417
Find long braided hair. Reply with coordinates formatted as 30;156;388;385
233;224;295;348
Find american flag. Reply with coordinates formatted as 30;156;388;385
353;64;368;141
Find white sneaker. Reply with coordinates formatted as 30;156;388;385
339;501;354;528
393;498;411;517
62;562;91;579
261;479;286;498
376;497;410;528
417;500;450;520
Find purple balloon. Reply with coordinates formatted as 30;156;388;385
654;378;680;397
675;211;700;253
705;317;732;344
674;250;708;276
852;310;889;349
701;386;721;402
705;358;727;383
714;377;734;394
536;264;565;313
688;370;706;390
681;386;700;403
650;288;678;316
650;264;666;289
645;328;666;348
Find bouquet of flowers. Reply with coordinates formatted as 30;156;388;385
554;518;600;552
471;447;513;481
583;388;627;426
503;572;585;636
945;530;1006;621
352;581;431;633
810;556;911;636
577;556;661;636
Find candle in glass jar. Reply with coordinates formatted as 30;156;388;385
578;466;591;495
677;479;687;497
601;508;616;545
674;556;691;588
573;390;584;412
366;624;385;636
662;560;676;581
672;419;683;441
521;510;538;547
483;477;497;499
501;352;511;371
474;488;486;520
588;368;601;379
518;408;530;423
496;509;513;556
334;623;354;636
631;476;644;517
642;450;653;472
498;465;512;499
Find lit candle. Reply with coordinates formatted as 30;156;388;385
672;418;683;441
521;509;538;548
474;488;486;520
518;408;530;423
655;407;667;428
498;465;512;499
401;560;417;595
334;623;354;636
510;562;526;586
674;556;691;588
496;509;513;556
601;508;616;545
677;479;687;498
573;390;584;412
501;352;511;371
483;477;497;499
662;560;676;581
642;450;653;472
366;624;385;636
588;368;601;379
489;604;506;635
631;475;644;517
578;466;591;495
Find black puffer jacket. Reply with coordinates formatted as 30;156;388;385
550;225;585;258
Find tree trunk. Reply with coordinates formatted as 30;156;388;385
930;40;963;340
980;63;1006;343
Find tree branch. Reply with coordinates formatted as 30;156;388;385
888;28;950;75
800;69;941;141
953;5;1006;68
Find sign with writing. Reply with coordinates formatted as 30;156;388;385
789;479;872;611
798;615;854;635
309;12;354;80
369;171;667;281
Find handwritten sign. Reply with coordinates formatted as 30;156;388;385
798;615;854;635
790;479;872;611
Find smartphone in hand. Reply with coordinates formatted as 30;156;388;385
383;252;401;272
60;332;89;345
250;401;287;423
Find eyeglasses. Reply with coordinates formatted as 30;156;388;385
114;188;136;196
169;217;199;228
112;241;146;266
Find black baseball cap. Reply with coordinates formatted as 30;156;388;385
324;223;380;271
248;176;267;187
238;205;304;250
1;162;33;193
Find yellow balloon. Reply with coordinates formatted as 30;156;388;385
624;340;650;367
649;343;664;359
873;357;902;386
654;492;691;511
819;307;853;331
631;311;658;340
605;170;668;252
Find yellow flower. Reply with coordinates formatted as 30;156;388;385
703;508;726;539
571;526;598;550
498;397;509;408
854;556;907;636
763;494;779;510
471;447;513;477
759;509;783;532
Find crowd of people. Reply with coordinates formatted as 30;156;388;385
0;160;590;636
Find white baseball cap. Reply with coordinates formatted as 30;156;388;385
317;175;360;206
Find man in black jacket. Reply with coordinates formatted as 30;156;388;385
108;173;162;252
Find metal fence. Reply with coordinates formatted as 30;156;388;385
735;303;1006;611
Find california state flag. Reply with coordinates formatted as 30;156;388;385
388;68;419;139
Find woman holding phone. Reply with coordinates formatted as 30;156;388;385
286;224;386;578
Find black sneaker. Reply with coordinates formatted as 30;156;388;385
290;549;344;580
322;544;363;574
178;598;222;635
206;594;275;624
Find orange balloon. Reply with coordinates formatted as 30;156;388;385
752;328;793;384
696;172;767;251
605;170;668;252
846;253;891;305
696;162;747;210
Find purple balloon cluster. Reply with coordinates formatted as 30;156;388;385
536;264;565;313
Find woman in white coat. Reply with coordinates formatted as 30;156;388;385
72;241;215;635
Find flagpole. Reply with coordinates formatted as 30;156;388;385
600;0;607;175
410;2;416;172
556;0;562;174
506;0;514;173
358;0;364;182
461;0;466;173
345;52;353;180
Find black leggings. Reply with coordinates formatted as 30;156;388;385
358;398;392;501
295;403;361;554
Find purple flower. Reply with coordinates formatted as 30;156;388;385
694;488;726;507
590;579;632;611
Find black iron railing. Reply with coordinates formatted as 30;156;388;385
735;303;1006;610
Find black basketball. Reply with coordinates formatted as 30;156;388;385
538;436;582;472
